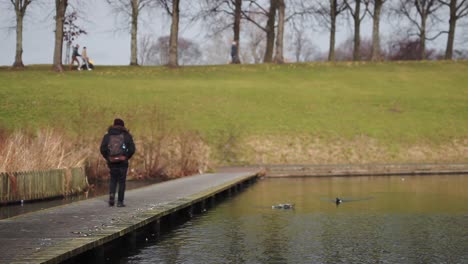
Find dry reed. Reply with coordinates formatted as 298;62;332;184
129;131;211;180
0;128;211;181
0;129;88;173
3;128;464;180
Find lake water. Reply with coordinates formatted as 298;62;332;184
121;175;468;264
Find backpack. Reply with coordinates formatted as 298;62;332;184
107;134;127;163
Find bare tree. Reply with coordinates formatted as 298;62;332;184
106;0;155;66
285;0;318;62
244;0;277;63
129;0;139;65
395;0;443;60
8;0;35;68
203;32;232;64
344;0;369;61
63;11;86;65
242;0;278;63
273;0;285;63
178;37;202;65
243;0;310;63
439;0;468;59
53;0;68;72
168;0;180;67
315;0;347;61
289;22;317;62
233;0;242;63
335;36;373;60
199;0;242;63
139;35;201;65
242;16;265;63
152;36;170;65
138;34;153;65
158;0;180;67
369;0;387;61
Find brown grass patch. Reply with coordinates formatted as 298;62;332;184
243;135;468;165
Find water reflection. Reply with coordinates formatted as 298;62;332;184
122;175;468;263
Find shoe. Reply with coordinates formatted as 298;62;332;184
109;194;115;206
117;202;126;207
88;68;92;71
78;68;82;71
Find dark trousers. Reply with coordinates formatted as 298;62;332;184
109;167;128;203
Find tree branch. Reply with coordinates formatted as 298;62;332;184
241;9;267;32
426;30;448;40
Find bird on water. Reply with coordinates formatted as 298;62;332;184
335;198;342;205
272;203;294;209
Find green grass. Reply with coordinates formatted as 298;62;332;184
1;60;467;146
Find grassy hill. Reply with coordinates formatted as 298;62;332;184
1;61;467;170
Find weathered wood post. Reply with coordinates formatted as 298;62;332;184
208;195;215;208
124;231;137;252
151;219;161;238
185;205;194;218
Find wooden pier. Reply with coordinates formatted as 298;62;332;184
0;171;259;264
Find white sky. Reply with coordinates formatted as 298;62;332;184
0;0;464;66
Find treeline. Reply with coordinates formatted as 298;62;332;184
5;0;468;70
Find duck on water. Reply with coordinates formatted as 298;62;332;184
272;203;294;209
336;198;342;205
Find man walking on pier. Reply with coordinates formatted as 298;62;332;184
100;118;136;207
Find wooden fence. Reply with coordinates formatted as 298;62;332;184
0;167;88;204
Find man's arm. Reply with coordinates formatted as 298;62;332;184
126;133;136;159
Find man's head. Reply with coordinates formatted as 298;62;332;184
76;44;80;48
113;118;125;127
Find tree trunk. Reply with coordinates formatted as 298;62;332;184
53;0;68;72
445;0;457;60
263;0;277;63
273;0;285;64
13;12;24;68
420;14;426;60
294;34;302;62
12;0;32;68
130;0;139;66
168;0;180;67
328;0;337;61
371;0;383;61
352;0;361;61
233;0;242;64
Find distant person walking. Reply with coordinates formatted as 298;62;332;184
231;41;239;64
70;44;82;70
100;118;136;207
81;46;91;71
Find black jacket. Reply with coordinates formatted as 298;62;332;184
72;46;80;57
100;125;136;167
